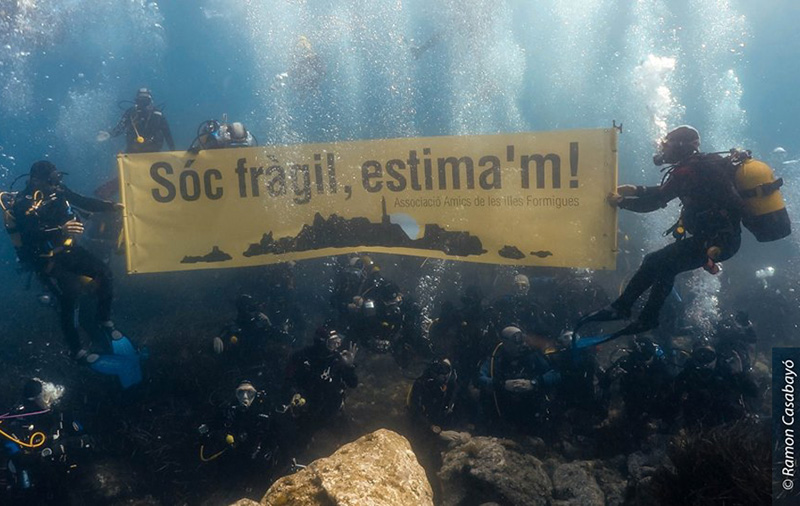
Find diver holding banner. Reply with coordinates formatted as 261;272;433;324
575;126;790;347
2;161;142;386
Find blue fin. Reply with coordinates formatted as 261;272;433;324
574;333;617;350
111;335;137;357
89;354;142;389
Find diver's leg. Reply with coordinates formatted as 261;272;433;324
577;245;670;328
612;244;677;314
54;279;82;356
57;246;113;323
620;237;708;335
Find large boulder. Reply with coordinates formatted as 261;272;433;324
258;429;433;506
438;436;552;506
551;461;605;506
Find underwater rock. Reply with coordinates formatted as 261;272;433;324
438;430;472;447
228;500;260;506
551;461;605;506
593;461;628;506
257;428;433;506
438;436;552;506
626;447;668;482
77;458;137;503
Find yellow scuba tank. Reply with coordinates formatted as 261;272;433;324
730;150;791;242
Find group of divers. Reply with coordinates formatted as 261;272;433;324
0;88;792;500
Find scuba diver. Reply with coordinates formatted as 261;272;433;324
491;274;555;339
282;326;358;433
599;336;672;437
1;379;92;501
713;311;757;373
477;326;561;434
198;380;280;472
330;254;427;363
431;285;497;385
330;254;387;319
406;358;459;432
261;262;307;348
213;294;293;354
188;117;257;152
213;294;294;385
576;126;747;339
3;161;123;362
100;88;175;153
672;343;759;428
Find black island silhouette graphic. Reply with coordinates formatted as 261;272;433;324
497;245;554;260
242;197;487;258
178;198;554;264
181;245;233;264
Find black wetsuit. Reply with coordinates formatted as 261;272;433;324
1;400;91;498
478;345;560;429
12;185;116;354
110;105;175;153
283;341;358;425
614;154;744;325
408;367;459;429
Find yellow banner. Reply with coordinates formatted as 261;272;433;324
118;129;618;274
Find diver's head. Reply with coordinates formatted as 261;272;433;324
632;335;659;361
134;87;153;109
513;274;530;297
344;255;367;282
501;325;527;356
229;122;248;142
653;125;700;165
235;294;259;319
235;381;257;408
426;358;453;387
380;282;403;306
28;160;62;190
23;378;64;410
315;327;343;352
692;344;717;369
199;119;221;136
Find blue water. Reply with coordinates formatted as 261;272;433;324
3;0;798;322
1;1;799;500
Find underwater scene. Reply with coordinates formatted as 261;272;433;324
2;1;800;505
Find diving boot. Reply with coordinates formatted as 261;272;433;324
99;321;123;342
575;305;631;331
74;349;100;365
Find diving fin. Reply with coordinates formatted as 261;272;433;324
573;333;617;350
88;353;142;389
574;318;657;350
574;306;630;332
111;334;137;357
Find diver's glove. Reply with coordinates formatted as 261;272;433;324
504;378;535;393
213;337;225;354
347;296;364;314
63;219;85;236
339;342;358;368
